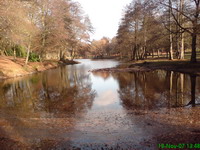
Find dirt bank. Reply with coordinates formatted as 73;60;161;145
0;56;79;79
91;59;200;75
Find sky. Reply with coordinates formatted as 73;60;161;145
76;0;132;40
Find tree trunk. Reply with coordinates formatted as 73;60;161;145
25;36;31;65
4;48;8;56
179;0;184;59
191;33;197;63
180;32;185;59
120;52;123;59
70;47;75;60
169;0;173;60
133;19;138;60
13;46;16;61
132;46;136;60
41;7;47;59
190;0;199;63
143;17;147;60
152;49;154;58
59;49;65;61
25;44;31;65
157;49;160;57
169;26;173;60
133;45;137;60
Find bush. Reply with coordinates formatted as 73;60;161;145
6;45;26;57
6;48;14;56
15;45;26;57
29;52;40;62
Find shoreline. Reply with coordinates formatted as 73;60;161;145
0;56;79;80
91;59;200;76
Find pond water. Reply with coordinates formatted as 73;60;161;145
0;59;199;149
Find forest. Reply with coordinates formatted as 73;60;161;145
91;0;200;63
0;0;93;64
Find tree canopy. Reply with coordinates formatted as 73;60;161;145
0;0;93;63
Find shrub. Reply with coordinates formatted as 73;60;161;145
15;45;26;57
29;52;40;62
6;48;14;56
6;45;26;57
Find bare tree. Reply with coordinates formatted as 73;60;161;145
162;0;200;63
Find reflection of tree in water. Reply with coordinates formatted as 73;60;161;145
187;74;200;107
114;71;200;148
38;66;96;115
0;65;96;149
0;78;36;111
0;65;95;116
114;71;200;110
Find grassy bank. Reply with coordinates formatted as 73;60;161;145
92;58;200;75
127;59;200;75
0;56;79;79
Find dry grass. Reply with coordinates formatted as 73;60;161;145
0;56;59;79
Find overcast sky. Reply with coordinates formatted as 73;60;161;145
76;0;132;40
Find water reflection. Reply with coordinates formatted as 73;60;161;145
0;59;199;149
0;66;96;117
91;70;200;110
91;73;120;109
116;71;200;110
0;64;97;148
188;74;200;107
0;59;120;149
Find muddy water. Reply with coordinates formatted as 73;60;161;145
0;59;199;149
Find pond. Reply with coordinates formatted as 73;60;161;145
0;59;199;149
